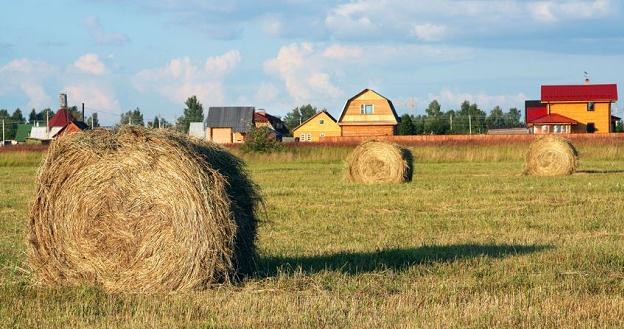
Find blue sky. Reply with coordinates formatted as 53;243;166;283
1;0;623;124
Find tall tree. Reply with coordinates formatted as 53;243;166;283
29;109;37;123
426;100;442;117
86;113;100;128
176;96;204;133
120;107;144;126
486;106;505;129
397;114;415;135
504;107;522;127
11;108;24;123
283;104;319;131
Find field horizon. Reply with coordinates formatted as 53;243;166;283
1;140;624;328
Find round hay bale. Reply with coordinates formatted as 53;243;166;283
524;135;578;176
346;140;413;184
27;126;260;293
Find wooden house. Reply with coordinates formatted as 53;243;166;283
254;110;290;139
338;89;399;137
292;111;341;142
526;82;619;134
205;107;254;144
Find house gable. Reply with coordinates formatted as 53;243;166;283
338;89;399;125
292;111;341;142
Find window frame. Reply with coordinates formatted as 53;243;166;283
587;102;595;112
360;104;374;115
319;119;325;125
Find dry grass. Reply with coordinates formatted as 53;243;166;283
346;140;413;184
27;127;259;293
524;136;578;176
1;140;624;327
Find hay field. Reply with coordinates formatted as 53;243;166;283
1;141;624;328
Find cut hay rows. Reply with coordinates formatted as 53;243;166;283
524;136;578;176
27;126;260;293
346;140;413;184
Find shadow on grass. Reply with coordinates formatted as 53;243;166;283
576;169;624;174
257;244;551;277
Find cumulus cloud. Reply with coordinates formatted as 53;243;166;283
63;83;121;113
73;54;107;75
264;43;342;105
322;44;363;59
133;50;242;105
0;59;56;109
84;16;130;45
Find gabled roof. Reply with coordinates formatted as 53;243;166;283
529;113;578;125
205;107;255;133
541;84;618;102
48;108;74;127
338;88;400;123
292;110;337;132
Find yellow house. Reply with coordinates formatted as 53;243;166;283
292;111;341;142
338;89;399;137
532;83;619;134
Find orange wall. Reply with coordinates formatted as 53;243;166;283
549;102;611;133
341;125;395;137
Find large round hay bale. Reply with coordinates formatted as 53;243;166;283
27;126;259;293
524;135;578;176
346;140;413;184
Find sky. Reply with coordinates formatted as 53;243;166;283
1;0;624;125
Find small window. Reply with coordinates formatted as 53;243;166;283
554;125;561;133
307;133;312;141
587;102;595;111
300;133;306;141
320;132;325;138
541;125;548;133
587;123;596;133
319;119;325;125
360;104;374;114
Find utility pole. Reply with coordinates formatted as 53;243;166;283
468;114;472;135
90;115;93;129
158;114;162;129
81;103;85;122
450;114;453;132
46;110;49;137
129;116;132;126
2;120;4;145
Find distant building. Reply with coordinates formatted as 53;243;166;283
338;89;400;137
526;81;619;134
292;111;341;142
254;110;289;139
205;107;255;144
28;93;89;141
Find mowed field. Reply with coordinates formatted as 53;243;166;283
1;140;624;328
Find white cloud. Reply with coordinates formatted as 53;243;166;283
63;83;121;113
264;43;342;104
254;82;279;104
411;23;448;41
133;51;241;105
0;59;56;109
84;16;130;45
322;44;363;59
73;54;107;75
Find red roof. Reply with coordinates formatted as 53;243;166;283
48;108;74;127
529;113;578;125
254;112;269;123
541;84;618;102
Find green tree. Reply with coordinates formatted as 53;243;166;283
0;109;17;139
176;96;204;133
426;100;442;117
283;104;318;131
66;105;82;121
11;108;24;123
397;114;415;135
241;126;283;153
504;107;522;128
486;106;505;129
412;115;426;134
29;109;37;123
120;107;144;126
86;113;100;128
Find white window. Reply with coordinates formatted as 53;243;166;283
554;125;561;133
300;133;306;141
320;132;325;138
307;133;312;141
360;104;374;114
319;119;325;125
541;125;548;133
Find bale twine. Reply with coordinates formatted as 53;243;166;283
27;126;260;293
524;135;578;176
346;140;413;184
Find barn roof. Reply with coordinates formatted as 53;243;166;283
48;108;74;127
206;107;255;133
338;88;400;123
541;84;618;102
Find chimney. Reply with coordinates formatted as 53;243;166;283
585;78;590;85
82;103;85;122
59;93;67;109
